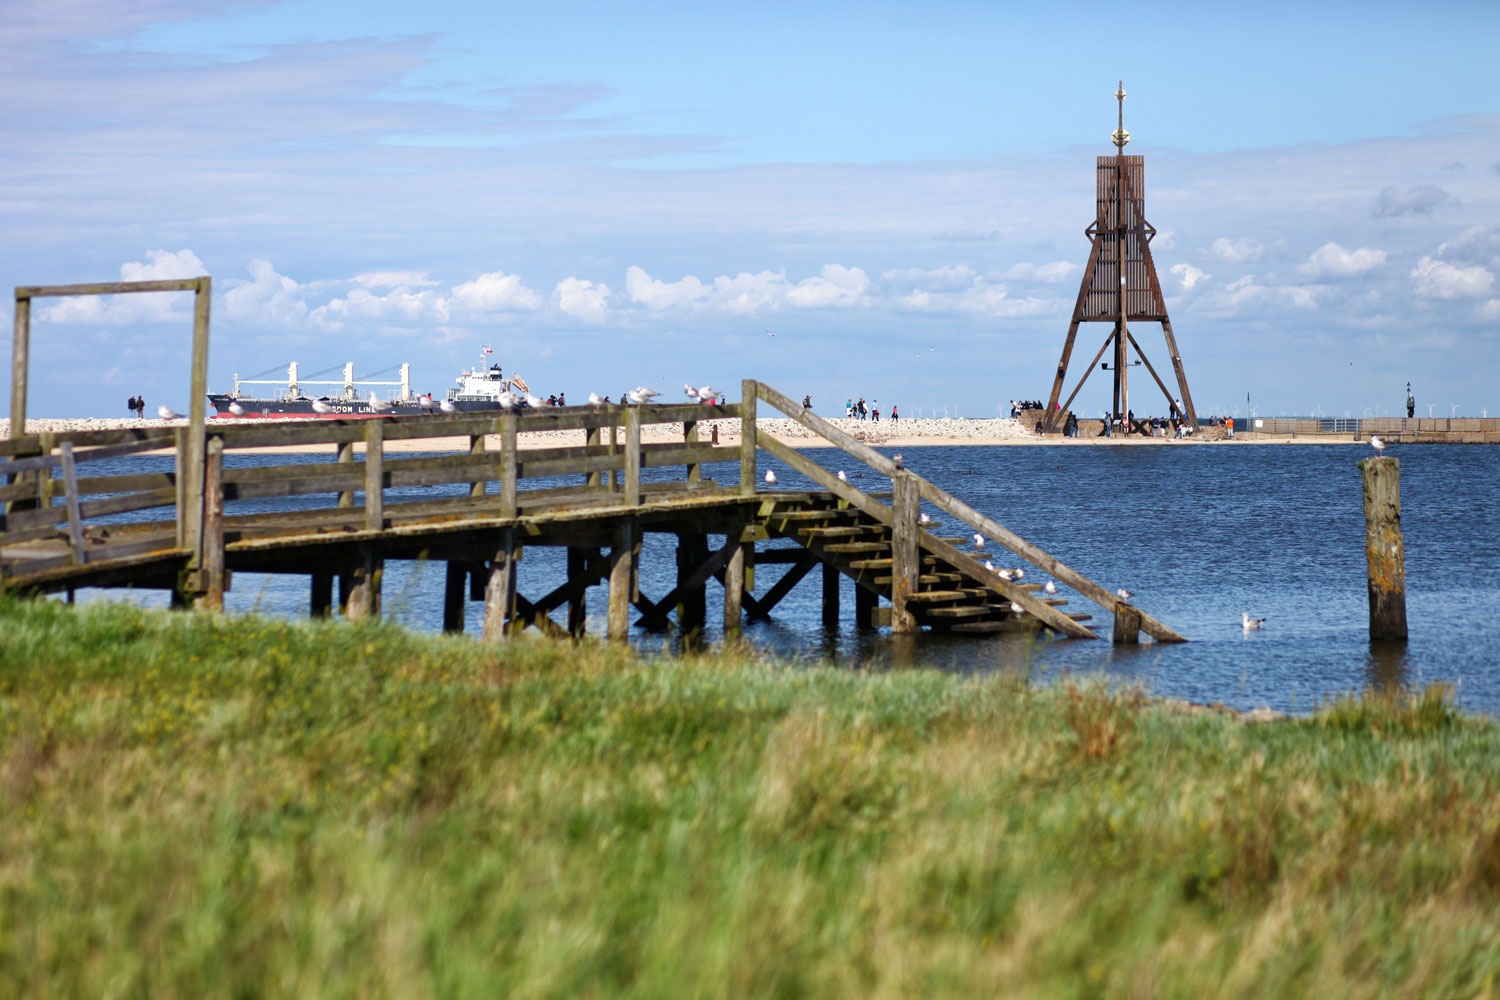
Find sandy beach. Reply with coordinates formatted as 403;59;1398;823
0;415;1362;452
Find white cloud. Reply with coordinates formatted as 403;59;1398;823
222;258;309;327
39;249;207;324
1202;237;1266;264
1000;260;1077;283
555;277;609;322
878;265;979;292
353;271;439;289
1411;256;1494;299
1437;226;1500;267
448;271;541;312
784;263;868;308
309;286;449;330
1478;299;1500;321
1298;242;1387;278
1170;263;1208;291
712;270;791;314
625;266;711;310
1372;184;1455;218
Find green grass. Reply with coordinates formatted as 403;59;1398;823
3;593;1500;998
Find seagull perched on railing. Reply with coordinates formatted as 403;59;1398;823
1115;588;1133;600
997;568;1013;581
683;384;699;400
1242;612;1268;630
837;470;848;483
1011;568;1025;580
368;394;389;412
227;401;246;416
1010;602;1025;614
764;469;778;486
1370;434;1386;452
311;398;334;414
919;513;931;524
1044;580;1057;595
524;392;546;409
440;399;458;414
497;391;517;410
633;386;660;402
697;386;715;401
157;405;180;420
588;392;603;406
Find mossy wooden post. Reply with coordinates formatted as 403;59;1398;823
683;414;701;484
181;277;212;567
498;414;517;518
1112;602;1142;644
822;561;840;626
336;436;356;508
10;291;30;438
608;518;639;642
1360;455;1408;640
198;434;225;610
624;408;641;507
585;420;602;488
676;533;707;637
364;419;383;530
340;546;382;621
482;528;519;640
739;380;757;496
890;470;919;633
443;561;467;633
469;433;486;497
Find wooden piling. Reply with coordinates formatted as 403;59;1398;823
364;419;384;530
739;379;757;495
822;560;840;626
1112;603;1142;644
676;534;707;635
608;518;639;641
482;528;518;641
336;438;355;509
1360;456;1407;640
443;561;467;633
855;583;876;629
890;471;919;633
724;524;746;637
340;546;382;621
567;547;589;636
311;572;333;617
469;434;486;497
199;435;225;610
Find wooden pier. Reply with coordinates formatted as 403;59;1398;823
2;382;1184;644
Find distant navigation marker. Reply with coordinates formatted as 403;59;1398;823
1042;81;1199;432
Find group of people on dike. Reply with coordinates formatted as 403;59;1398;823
124;395;146;418
1061;409;1235;440
1009;399;1048;417
844;397;897;421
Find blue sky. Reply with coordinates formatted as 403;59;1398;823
4;0;1498;419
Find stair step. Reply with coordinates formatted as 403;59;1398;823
799;525;884;538
822;542;890;554
905;588;991;603
849;557;939;570
873;572;961;586
921;605;998;620
767;509;853;522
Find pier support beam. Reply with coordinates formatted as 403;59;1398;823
311;571;333;618
339;546;382;621
855;583;876;629
1112;603;1142;644
723;523;750;638
567;548;589;637
443;561;467;633
482;528;519;641
608;518;639;642
890;470;919;634
822;560;840;627
676;533;708;637
1360;456;1408;641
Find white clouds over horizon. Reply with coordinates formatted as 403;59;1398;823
1298;242;1387;279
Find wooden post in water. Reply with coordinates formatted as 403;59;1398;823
608;518;639;641
483;528;518;641
821;561;840;627
723;522;747;638
855;583;876;629
567;548;589;636
1360;455;1408;640
311;572;333;618
1112;603;1142;644
443;561;467;633
676;533;707;636
340;546;382;621
890;470;919;633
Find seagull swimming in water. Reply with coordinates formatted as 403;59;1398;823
157;405;180;420
764;469;778;486
227;401;246;416
1369;434;1386;452
1044;580;1058;595
439;399;458;414
1242;612;1268;630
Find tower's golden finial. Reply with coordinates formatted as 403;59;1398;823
1111;79;1130;150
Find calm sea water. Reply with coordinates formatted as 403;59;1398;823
67;443;1500;715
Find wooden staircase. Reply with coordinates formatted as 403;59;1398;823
762;500;1093;634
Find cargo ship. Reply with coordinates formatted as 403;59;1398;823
208;348;533;418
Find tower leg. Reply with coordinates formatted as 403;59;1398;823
1044;319;1083;432
1160;319;1198;427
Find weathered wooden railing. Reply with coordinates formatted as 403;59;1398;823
743;380;1185;643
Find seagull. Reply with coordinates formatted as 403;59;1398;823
368;394;390;412
683;384;699;400
634;386;660;401
1370;434;1386;452
1010;602;1025;614
764;469;778;486
1116;588;1133;600
439;399;458;414
227;401;246;416
1242;612;1268;630
984;560;995;572
497;391;517;410
1012;568;1025;580
1044;580;1058;595
588;392;603;406
766;330;775;337
972;533;985;549
311;399;334;414
837;470;848;483
157;405;180;420
524;393;546;409
919;513;931;524
892;454;904;469
697;385;715;400
997;568;1013;581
